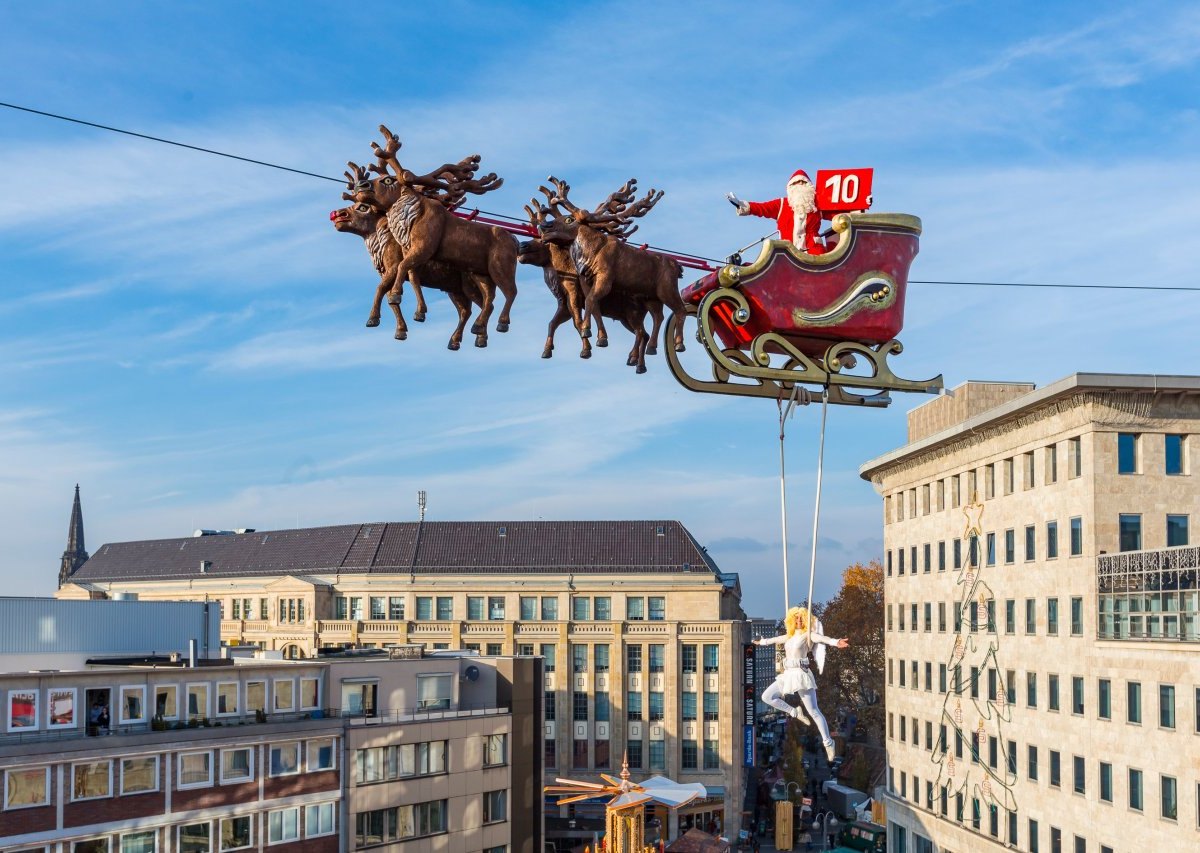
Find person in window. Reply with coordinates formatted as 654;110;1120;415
753;606;849;763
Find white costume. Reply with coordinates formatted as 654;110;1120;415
757;625;842;760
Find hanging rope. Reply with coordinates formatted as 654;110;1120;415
776;385;811;607
804;389;830;639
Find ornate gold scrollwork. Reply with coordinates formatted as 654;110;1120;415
664;284;944;406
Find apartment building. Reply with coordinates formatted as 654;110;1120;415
860;374;1200;853
56;519;747;843
0;599;541;853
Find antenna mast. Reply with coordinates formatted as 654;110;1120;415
417;490;427;521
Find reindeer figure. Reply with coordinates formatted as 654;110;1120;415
539;177;684;355
351;126;517;348
330;196;486;350
518;184;663;371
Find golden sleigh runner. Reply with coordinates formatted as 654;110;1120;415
665;212;944;406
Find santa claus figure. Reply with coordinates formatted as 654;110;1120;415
730;169;826;255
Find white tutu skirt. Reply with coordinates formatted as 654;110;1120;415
775;666;816;694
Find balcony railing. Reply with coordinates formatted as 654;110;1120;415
1097;545;1199;642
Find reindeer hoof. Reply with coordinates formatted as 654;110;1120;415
636;364;647;375
646;345;658;356
395;330;407;341
597;338;609;348
542;350;553;359
448;340;461;351
496;321;510;333
580;328;591;339
366;317;381;328
414;312;426;322
626;356;637;366
674;342;686;353
470;322;485;335
580;350;591;360
475;335;488;348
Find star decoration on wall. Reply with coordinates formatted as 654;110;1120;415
962;492;985;538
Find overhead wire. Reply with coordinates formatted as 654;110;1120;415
3;100;1198;293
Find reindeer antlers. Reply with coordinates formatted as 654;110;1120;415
544;175;663;239
342;162;372;201
366;126;502;208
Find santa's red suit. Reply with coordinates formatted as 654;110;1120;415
739;169;826;255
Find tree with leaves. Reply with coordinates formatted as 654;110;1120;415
814;560;885;744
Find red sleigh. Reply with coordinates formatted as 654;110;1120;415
665;212;943;406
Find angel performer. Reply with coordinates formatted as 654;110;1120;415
753;605;849;763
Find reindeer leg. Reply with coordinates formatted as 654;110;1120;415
582;274;612;345
387;288;408;341
646;300;664;356
468;274;493;347
490;235;518;333
566;274;591;358
446;290;470;351
544;296;572;359
368;276;389;328
411;280;428;323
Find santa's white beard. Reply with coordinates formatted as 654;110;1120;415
786;181;817;245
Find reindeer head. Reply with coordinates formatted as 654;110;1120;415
538;177;663;245
332;164;387;235
355;124;504;212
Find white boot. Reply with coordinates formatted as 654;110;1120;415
791;704;811;725
824;741;837;764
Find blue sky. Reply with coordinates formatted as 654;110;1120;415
2;1;1198;618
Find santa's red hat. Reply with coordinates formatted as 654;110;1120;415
787;169;811;186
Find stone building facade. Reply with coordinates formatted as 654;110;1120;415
57;520;748;844
860;373;1200;853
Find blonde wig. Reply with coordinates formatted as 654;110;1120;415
784;606;810;637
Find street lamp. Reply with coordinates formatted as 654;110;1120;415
812;812;839;852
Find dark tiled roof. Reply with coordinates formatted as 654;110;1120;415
72;520;722;582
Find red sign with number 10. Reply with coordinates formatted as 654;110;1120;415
815;168;874;212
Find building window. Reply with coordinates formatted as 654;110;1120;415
1165;434;1185;474
1004;529;1015;564
626;645;642;673
938;541;946;571
306;803;336;838
1098;679;1111;719
1118;432;1138;474
938;602;947;632
1160;684;1176;729
1027;745;1038;781
626;740;643;768
117;756;159;795
468;596;484;620
485;596;505;620
682;691;697;721
1100;762;1113;803
1167;514;1189;546
649;644;665;673
703;739;719;769
309;737;336;771
1070;517;1083;555
682;739;698;770
571;597;590;621
1072;756;1085;794
1119;514;1142;552
1048;674;1060;711
544;740;556;768
1049;750;1061;787
1071;597;1083;636
1046;521;1058;558
215;683;238;717
703;692;719;721
573;692;588;722
1161;775;1178;821
417;674;452;710
519;596;536;621
370;596;386;620
594;644;610;672
178;752;212;789
649;692;664;721
220;748;253;784
986;533;996;566
187;683;210;720
540;644;556;672
594;739;610;769
649;739;666;771
416;596;432;620
389;597;405;620
541;597;559;620
1046;444;1058;483
1004;458;1015;494
179;821;211;853
924;543;931;572
1005;599;1015;634
268;808;300;845
573;645;588;673
681;644;697;673
626;597;645;620
703;644;719;673
953;538;962;569
627;692;642;721
269;742;300;777
1047;598;1059;635
898;548;905;575
435;597;452;620
1128;681;1142;724
1129;768;1144;810
648;597;666;620
1027;672;1037;708
594;596;612;621
1024;452;1035;489
484;789;508;823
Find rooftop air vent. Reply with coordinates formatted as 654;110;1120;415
199;560;212;574
498;526;507;537
656;525;665;536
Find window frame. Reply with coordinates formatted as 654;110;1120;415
268;741;301;778
267;807;301;845
120;755;160;795
177;751;213;790
3;766;50;810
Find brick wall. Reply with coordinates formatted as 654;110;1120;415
263;768;338;800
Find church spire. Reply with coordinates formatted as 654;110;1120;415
58;484;89;588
